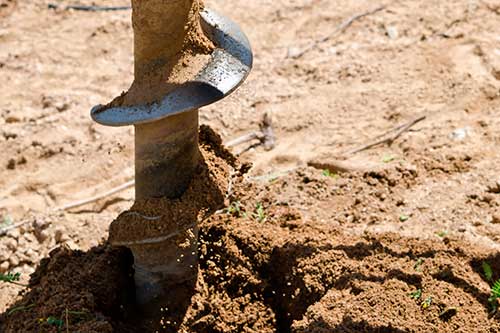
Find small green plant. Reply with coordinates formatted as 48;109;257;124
489;279;500;312
421;296;433;309
414;258;424;271
0;272;27;287
252;203;267;223
268;176;279;183
322;169;338;179
226;201;242;217
0;215;12;229
483;262;494;281
399;214;410;222
436;230;448;238
382;155;396;163
38;310;89;332
46;316;64;328
410;289;422;300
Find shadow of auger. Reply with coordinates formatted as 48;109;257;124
255;238;428;333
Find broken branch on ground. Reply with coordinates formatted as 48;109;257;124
347;115;426;155
287;5;386;59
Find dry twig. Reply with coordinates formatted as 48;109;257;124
226;113;276;155
56;180;134;211
347;115;426;155
0;220;31;236
226;132;263;148
48;4;131;12
307;159;374;173
288;5;386;59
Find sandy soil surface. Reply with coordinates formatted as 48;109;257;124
0;0;500;331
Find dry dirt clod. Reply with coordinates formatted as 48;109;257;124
487;180;500;194
6;158;15;170
54;226;68;243
491;213;500;224
0;261;9;273
8;255;19;267
33;218;49;231
35;230;49;243
4;238;17;250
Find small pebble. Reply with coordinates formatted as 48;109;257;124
24;248;36;261
5;116;21;123
55;227;69;243
36;230;50;243
6;158;15;170
65;240;80;250
487;180;500;194
450;127;472;141
386;26;399;39
5;238;17;250
0;261;9;273
33;218;49;230
8;229;20;240
9;255;19;267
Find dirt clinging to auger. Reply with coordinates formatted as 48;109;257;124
109;125;235;245
119;0;215;106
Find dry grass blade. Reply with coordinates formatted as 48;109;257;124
347;115;426;155
288;5;386;59
56;180;134;211
0;220;31;237
226;112;276;155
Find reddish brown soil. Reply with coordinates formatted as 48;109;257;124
0;245;135;333
3;203;500;332
2;131;500;332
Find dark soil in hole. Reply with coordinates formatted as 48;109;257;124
2;128;500;332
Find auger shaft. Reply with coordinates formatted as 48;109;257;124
124;0;204;304
135;110;200;199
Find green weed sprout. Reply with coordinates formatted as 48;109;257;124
483;262;493;281
226;201;242;217
0;272;27;287
414;258;424;271
489;279;500;312
399;214;410;222
322;169;338;178
410;289;422;300
421;296;432;309
252;203;267;223
382;155;395;163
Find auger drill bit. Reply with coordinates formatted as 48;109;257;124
91;0;252;304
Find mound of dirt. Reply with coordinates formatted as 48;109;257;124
1;129;500;332
3;208;500;332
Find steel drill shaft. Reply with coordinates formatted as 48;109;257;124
135;110;200;199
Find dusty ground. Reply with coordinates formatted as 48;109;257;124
0;0;500;331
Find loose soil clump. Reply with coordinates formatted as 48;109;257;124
2;129;500;332
0;0;15;17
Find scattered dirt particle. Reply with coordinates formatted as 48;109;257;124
6;158;15;170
